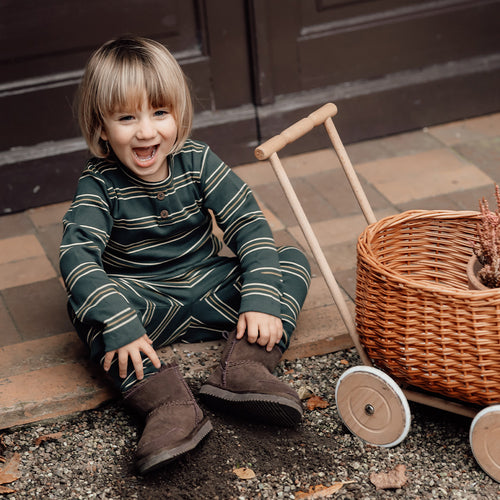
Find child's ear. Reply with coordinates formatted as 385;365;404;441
100;128;108;141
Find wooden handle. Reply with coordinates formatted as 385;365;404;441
254;102;338;160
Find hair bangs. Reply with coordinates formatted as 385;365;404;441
96;52;176;116
78;35;193;158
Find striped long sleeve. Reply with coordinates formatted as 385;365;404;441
60;165;147;351
60;140;282;351
198;146;283;317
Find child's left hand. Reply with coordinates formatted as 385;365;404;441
236;311;283;351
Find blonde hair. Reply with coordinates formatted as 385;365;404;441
78;35;193;158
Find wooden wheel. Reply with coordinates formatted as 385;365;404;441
335;366;411;447
470;405;500;482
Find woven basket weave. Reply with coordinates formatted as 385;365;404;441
356;210;500;406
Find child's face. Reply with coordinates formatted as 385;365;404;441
100;96;177;182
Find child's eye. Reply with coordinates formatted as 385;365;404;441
154;110;169;117
119;115;134;122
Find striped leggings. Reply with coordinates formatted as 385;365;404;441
70;246;311;392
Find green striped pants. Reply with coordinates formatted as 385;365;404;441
70;246;311;392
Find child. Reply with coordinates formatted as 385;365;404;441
59;35;311;474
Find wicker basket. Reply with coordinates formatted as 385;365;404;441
356;210;500;406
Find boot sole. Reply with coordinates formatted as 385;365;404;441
199;385;303;427
137;418;213;475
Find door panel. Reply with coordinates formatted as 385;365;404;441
253;0;500;151
258;0;500;95
297;0;500;88
1;0;499;214
0;0;210;149
0;0;200;81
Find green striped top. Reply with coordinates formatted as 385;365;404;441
59;140;283;351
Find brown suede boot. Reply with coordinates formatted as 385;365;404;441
199;330;302;426
124;362;212;474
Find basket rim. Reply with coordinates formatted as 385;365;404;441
356;209;500;298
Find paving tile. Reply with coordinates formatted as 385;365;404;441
234;148;339;187
302;276;334;310
0;332;85;379
281;149;340;178
451;185;498;211
289;177;339;221
0;255;57;290
426;113;500;146
2;278;73;342
398;194;463;212
288;217;356;250
255;197;286;232
0;211;34;239
426;120;483;146
299;250;357;304
233;161;280;187
345;138;391;165
0;362;115;429
254;178;337;227
253;182;297;226
398;185;498;212
0;332;116;429
283;303;354;361
0;234;46;264
28;201;71;228
262;207;285;232
335;268;357;301
288;208;395;250
453;137;500;183
376;130;443;157
321;241;359;273
305;168;391;217
272;230;305;261
355;149;493;204
463;112;500;137
35;223;63;274
0;295;22;347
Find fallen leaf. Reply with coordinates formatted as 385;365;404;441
0;452;21;485
295;481;355;498
0;485;16;494
233;467;256;479
370;464;407;490
306;395;329;411
340;359;349;365
34;432;63;447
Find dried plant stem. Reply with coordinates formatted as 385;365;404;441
474;184;500;288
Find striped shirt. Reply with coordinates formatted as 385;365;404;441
60;140;283;351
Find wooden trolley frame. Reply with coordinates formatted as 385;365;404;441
254;103;500;481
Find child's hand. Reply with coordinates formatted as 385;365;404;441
103;334;161;380
236;311;283;351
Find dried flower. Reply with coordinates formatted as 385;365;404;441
473;184;500;288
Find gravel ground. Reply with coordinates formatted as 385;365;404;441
1;347;499;499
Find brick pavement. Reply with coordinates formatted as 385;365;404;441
1;111;500;429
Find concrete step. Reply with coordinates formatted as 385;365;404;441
0;277;354;430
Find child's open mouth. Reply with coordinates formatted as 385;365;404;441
133;145;158;163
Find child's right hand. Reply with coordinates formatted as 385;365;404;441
103;334;161;380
